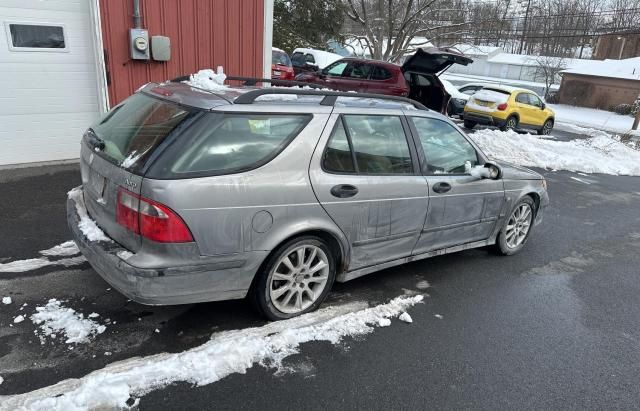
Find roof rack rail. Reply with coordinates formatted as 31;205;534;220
234;88;428;110
169;75;324;89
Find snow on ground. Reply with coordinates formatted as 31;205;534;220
39;241;80;257
67;187;111;242
30;299;106;345
549;104;635;134
1;295;424;410
13;315;24;324
399;312;413;323
3;296;12;305
0;256;85;273
470;129;640;176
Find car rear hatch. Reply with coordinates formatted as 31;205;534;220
401;47;473;75
80;91;197;252
469;88;511;110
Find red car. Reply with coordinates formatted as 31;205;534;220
295;48;472;114
271;48;295;81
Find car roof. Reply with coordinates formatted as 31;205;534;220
139;81;427;112
481;84;535;94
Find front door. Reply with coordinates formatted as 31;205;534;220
309;109;429;270
407;116;505;254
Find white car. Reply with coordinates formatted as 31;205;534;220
441;79;473;118
291;47;343;75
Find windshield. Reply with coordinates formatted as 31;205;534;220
89;93;193;171
272;50;291;67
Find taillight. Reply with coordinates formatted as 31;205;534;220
497;103;508;111
117;188;193;243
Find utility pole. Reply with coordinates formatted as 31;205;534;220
518;0;532;55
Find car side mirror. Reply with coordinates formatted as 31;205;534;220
484;162;502;179
540;103;546;110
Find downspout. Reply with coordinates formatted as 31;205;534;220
133;0;142;28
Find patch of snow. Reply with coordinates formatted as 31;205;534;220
2;296;12;305
39;241;80;257
434;314;443;319
378;318;391;327
120;151;143;169
30;299;106;345
470;129;640;176
415;280;431;290
570;176;591;185
398;312;413;323
88;313;99;318
553;122;610;138
549;104;634;134
67;187;111;243
186;67;227;91
0;255;86;273
0;376;3;385
14;315;24;324
5;295;424;410
117;251;133;260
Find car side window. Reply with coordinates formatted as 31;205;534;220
323;121;356;173
326;61;348;76
346;63;372;79
370;65;392;80
515;93;529;104
410;117;478;174
528;94;543;108
343;115;413;174
305;53;315;64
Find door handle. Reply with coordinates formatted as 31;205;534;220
432;182;452;194
330;184;359;198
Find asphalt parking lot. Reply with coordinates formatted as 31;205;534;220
2;152;640;409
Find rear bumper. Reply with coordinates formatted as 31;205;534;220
464;111;507;127
67;187;266;305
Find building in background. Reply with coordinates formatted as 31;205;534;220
557;57;640;109
593;32;640;61
0;0;273;167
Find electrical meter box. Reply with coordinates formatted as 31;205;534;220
129;28;149;60
151;36;171;61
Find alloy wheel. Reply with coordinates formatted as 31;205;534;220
506;117;517;130
505;203;533;249
269;245;330;314
543;121;553;135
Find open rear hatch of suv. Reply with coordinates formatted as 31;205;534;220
401;47;473;113
80;91;196;252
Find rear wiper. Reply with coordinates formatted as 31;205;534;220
85;128;105;151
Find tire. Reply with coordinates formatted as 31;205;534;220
493;196;537;256
537;119;554;135
251;236;336;320
499;116;518;132
463;120;477;129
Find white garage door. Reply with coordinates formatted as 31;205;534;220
0;0;102;166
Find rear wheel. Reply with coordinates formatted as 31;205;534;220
499;116;518;132
537;119;554;135
493;197;536;256
463;120;477;129
251;236;336;320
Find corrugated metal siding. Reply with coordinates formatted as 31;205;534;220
100;0;264;105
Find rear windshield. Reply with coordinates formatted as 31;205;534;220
88;93;193;170
147;113;311;179
481;88;511;95
272;50;291;67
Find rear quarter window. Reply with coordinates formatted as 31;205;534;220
147;113;311;178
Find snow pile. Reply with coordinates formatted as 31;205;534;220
13;315;25;324
398;312;413;323
30;299;106;345
39;241;80;257
4;295;423;410
187;66;227;91
3;296;12;305
120;151;143;168
67;187;111;242
0;255;85;273
469;129;640;176
549;104;634;134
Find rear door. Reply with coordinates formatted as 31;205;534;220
81;93;194;251
309;109;429;270
322;61;361;92
406;115;505;254
514;92;533;125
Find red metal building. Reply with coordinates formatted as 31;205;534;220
99;0;272;105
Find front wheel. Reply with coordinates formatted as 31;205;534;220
537;119;554;135
493;197;536;256
251;236;336;320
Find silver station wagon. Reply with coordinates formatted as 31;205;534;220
68;82;549;320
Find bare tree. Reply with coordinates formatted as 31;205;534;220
532;55;567;98
343;0;471;62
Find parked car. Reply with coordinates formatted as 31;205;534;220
295;48;473;114
290;47;343;76
271;47;295;81
457;82;493;96
441;79;470;118
463;85;555;135
68;83;548;320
